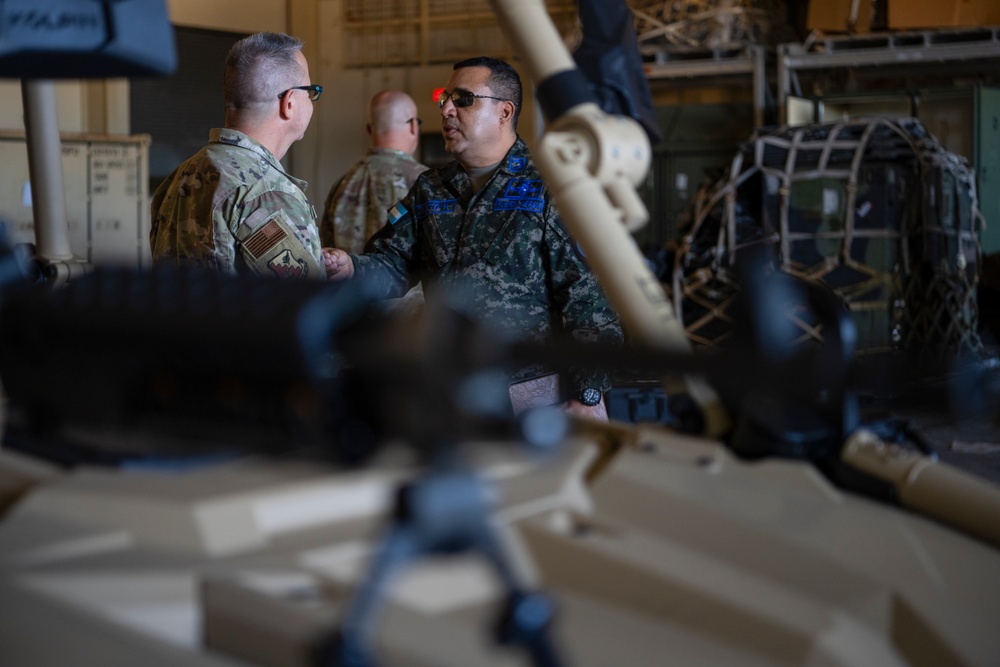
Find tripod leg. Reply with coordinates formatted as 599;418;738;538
477;515;563;667
313;524;419;667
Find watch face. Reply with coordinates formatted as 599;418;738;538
580;388;602;406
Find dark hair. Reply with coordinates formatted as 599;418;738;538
224;32;304;111
453;56;522;128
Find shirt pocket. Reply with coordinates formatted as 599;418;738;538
418;209;462;271
481;211;546;279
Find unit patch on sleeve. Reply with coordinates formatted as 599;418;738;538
494;178;544;213
267;249;309;279
414;199;457;219
244;219;288;259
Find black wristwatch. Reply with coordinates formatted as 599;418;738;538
579;387;603;406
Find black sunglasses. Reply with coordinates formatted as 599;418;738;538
438;88;509;109
278;84;323;102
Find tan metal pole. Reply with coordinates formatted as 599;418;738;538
488;0;730;436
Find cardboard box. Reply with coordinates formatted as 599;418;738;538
807;0;874;34
889;0;1000;30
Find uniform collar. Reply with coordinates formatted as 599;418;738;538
368;147;416;161
496;136;531;176
209;128;308;191
443;135;529;182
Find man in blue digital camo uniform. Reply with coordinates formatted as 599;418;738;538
151;32;333;279
325;57;623;420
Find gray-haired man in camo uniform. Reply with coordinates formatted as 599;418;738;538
325;56;623;420
151;32;334;280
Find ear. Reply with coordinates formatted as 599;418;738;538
278;90;294;121
498;100;515;128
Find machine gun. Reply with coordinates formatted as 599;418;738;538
2;223;1000;667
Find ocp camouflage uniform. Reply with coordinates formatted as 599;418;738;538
150;128;324;279
320;147;428;252
351;137;623;394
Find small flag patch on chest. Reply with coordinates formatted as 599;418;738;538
244;219;288;258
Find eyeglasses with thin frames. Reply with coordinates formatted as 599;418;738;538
278;84;323;102
406;117;423;126
437;88;509;109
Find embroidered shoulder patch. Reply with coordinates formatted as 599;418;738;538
267;249;309;279
414;199;457;219
508;156;527;173
495;198;544;213
388;201;408;225
244;219;288;259
504;179;543;198
494;178;544;213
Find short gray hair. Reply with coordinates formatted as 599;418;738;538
224;32;304;111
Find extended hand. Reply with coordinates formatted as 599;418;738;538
322;248;355;280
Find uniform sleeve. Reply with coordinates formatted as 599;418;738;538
543;200;624;394
229;188;324;280
150;169;237;274
210;199;240;273
352;196;421;299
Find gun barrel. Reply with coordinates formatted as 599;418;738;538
843;430;1000;548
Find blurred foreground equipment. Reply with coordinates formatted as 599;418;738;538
3;261;1000;666
0;0;176;78
1;0;176;285
0;264;378;466
2;230;1000;666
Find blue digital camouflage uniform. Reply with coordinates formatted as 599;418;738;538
351;137;623;394
150;128;324;279
319;147;428;253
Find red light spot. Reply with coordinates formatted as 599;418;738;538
432;87;445;104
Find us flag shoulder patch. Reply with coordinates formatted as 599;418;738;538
244;219;287;259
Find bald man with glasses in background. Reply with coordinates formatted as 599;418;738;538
325;56;623;420
151;32;334;279
320;90;428;254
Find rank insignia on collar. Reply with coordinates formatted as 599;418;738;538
508;156;527;173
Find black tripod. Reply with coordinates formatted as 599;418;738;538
313;447;562;667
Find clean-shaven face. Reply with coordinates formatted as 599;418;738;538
291;50;314;140
439;66;508;167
